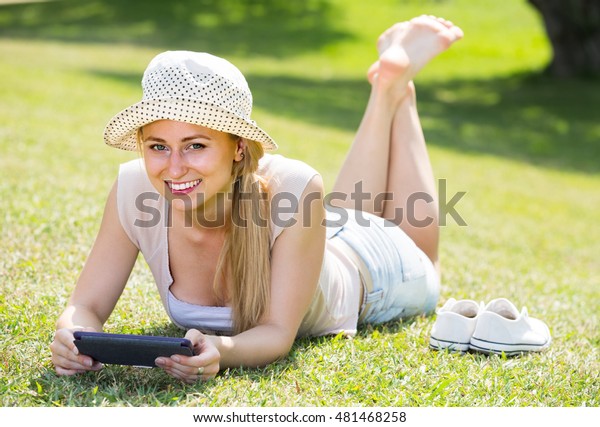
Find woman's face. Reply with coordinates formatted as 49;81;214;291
140;120;243;214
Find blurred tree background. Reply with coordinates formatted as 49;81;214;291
0;0;351;56
529;0;600;77
1;0;599;77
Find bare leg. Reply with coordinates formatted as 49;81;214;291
333;16;463;267
384;84;439;266
331;81;396;216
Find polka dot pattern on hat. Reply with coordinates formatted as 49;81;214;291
103;51;277;151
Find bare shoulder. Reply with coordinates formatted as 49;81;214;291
271;173;325;250
258;154;320;188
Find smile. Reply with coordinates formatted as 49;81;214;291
166;179;202;192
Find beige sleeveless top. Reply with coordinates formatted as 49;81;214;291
116;155;361;337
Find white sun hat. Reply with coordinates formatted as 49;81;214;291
103;50;277;151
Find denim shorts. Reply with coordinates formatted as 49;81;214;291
327;208;440;325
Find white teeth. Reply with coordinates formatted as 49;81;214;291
169;179;201;191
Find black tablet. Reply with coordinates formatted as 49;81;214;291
73;331;194;367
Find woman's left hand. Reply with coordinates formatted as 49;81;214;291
155;329;220;383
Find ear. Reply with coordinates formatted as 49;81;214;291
234;137;247;162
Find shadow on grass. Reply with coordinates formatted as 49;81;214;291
0;0;351;57
416;72;600;174
251;71;600;175
92;68;600;174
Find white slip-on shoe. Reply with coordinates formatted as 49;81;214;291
429;298;484;352
469;298;551;355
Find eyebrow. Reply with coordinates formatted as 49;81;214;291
142;134;212;143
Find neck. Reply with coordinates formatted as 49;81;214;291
168;187;233;233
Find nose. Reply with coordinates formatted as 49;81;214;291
167;149;188;179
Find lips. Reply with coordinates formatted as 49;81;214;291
166;179;202;194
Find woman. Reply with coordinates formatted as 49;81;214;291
50;16;463;383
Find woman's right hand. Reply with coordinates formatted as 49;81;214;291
50;327;103;375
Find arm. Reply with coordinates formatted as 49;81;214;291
156;175;326;382
50;179;139;375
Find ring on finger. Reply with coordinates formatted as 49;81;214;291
198;366;204;375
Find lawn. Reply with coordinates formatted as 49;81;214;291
0;0;598;407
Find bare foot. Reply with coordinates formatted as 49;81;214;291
368;15;463;96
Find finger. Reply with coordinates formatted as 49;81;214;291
52;351;103;372
184;328;204;352
175;358;218;381
55;366;87;376
51;341;97;369
70;326;98;354
55;363;102;376
183;331;220;365
171;365;207;384
166;365;198;383
53;328;79;355
54;327;94;358
172;355;218;378
53;359;102;375
156;355;214;383
51;330;100;370
182;329;219;365
159;360;200;383
159;330;219;382
160;354;204;380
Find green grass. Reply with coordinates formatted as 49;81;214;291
1;0;599;407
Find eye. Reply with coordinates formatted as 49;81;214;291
189;143;206;150
149;144;168;151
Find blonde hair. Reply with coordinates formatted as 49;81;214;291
217;137;271;334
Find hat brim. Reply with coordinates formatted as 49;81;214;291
103;98;278;151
